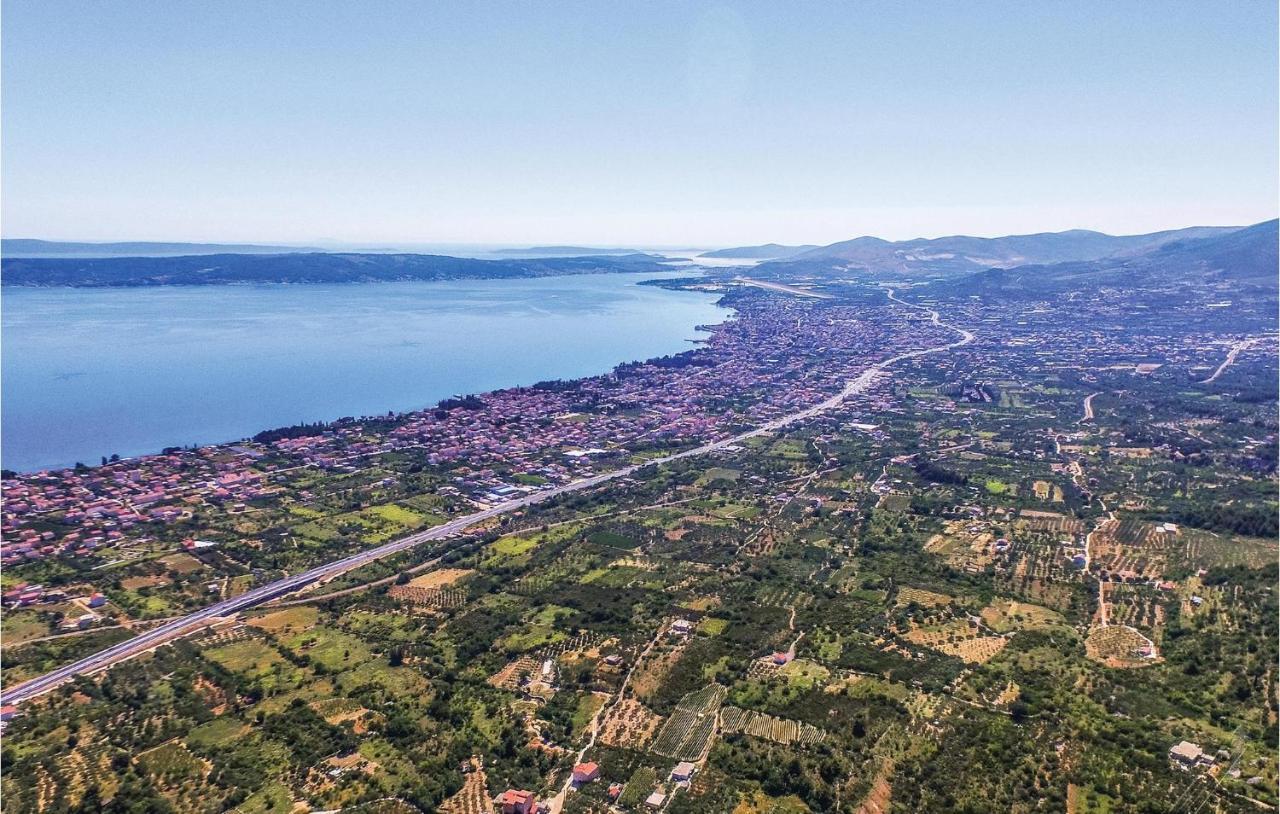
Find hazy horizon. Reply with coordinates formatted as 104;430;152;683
3;1;1277;245
3;215;1273;254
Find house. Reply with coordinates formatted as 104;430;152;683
670;619;694;635
670;761;696;782
607;783;623;800
0;705;17;722
772;651;793;665
1169;740;1213;770
87;592;107;608
645;791;667;808
572;762;600;784
498;789;537;814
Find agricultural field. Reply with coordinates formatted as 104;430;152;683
598;698;664;749
718;706;826;746
650;683;727;761
1084;625;1158;667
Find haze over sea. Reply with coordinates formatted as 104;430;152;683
2;272;726;472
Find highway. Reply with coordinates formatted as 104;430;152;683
0;290;972;707
1200;336;1266;384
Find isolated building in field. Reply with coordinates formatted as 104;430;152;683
498;789;537;814
572;762;599;784
1169;740;1213;770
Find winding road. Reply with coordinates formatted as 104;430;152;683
1;290;973;707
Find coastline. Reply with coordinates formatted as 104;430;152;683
2;273;736;475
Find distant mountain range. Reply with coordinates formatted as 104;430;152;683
926;219;1278;297
2;239;322;257
0;252;670;287
699;243;819;260
762;225;1245;277
490;246;640;257
5;221;1271;291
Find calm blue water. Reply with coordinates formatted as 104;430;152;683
2;273;726;472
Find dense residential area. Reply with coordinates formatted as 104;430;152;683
1;224;1276;814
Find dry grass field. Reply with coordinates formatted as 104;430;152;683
407;568;473;589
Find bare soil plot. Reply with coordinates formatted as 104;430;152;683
856;761;893;814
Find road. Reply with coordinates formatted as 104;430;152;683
1080;392;1100;422
547;619;672;813
1201;336;1265;383
1;290;973;707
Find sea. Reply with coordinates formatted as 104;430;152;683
1;271;728;472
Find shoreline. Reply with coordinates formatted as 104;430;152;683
2;274;737;476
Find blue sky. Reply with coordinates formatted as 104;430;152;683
3;1;1276;246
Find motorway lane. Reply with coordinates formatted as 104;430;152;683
1;290;972;707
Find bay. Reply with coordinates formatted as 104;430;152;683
1;272;726;472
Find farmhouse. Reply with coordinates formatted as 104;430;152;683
670;761;696;782
1169;740;1213;770
572;762;599;784
498;788;537;814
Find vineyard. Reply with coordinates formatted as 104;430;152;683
719;706;826;746
650;683;727;761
